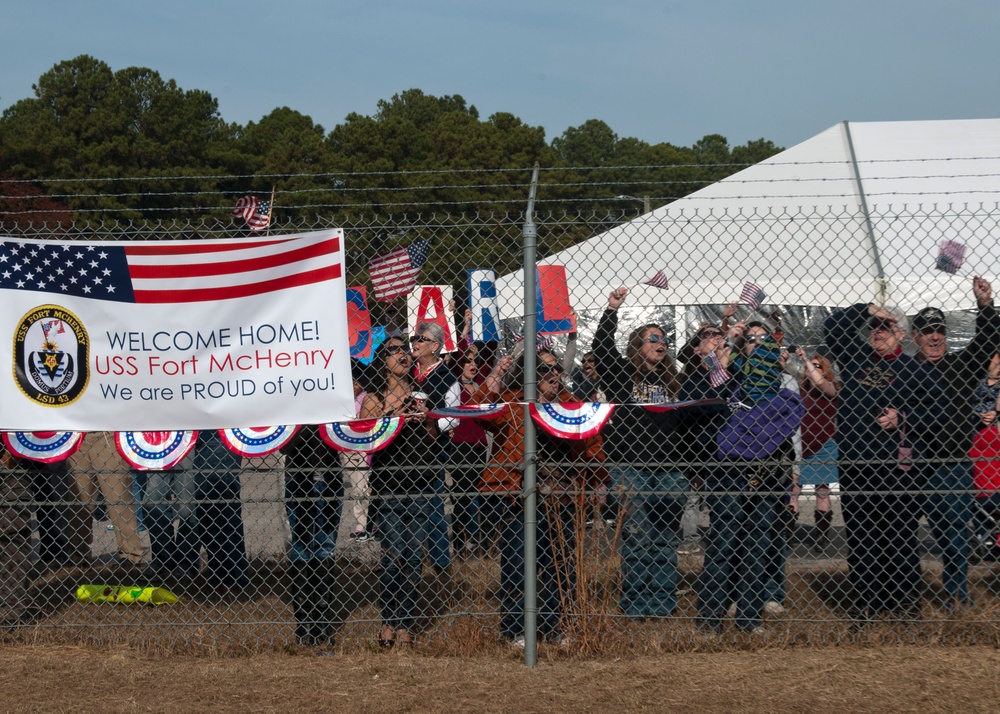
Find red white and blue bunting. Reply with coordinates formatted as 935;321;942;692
115;431;198;470
219;426;300;458
426;404;509;420
320;417;405;453
529;402;615;440
2;431;83;463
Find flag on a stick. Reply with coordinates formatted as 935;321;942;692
935;240;966;275
703;353;731;388
643;270;669;290
513;331;554;352
369;239;431;302
740;281;766;309
232;196;272;232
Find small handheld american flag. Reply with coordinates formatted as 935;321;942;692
643;270;669;290
703;353;731;388
740;281;766;309
512;332;554;352
935;240;965;275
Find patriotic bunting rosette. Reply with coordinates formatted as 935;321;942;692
642;397;728;413
115;431;198;470
2;431;83;463
529;402;615;440
426;404;509;420
320;417;405;453
219;426;300;457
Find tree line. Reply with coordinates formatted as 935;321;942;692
0;55;783;228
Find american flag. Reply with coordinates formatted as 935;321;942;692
512;331;554;352
643;270;669;290
935;240;965;275
739;281;766;309
232;196;272;232
368;239;431;302
703;353;731;388
0;231;342;304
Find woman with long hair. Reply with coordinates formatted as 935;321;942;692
794;349;840;553
594;286;688;619
697;318;802;635
360;336;441;648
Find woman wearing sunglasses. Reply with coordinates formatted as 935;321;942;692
472;354;607;647
697;317;802;635
359;337;441;648
594;287;688;619
824;303;947;625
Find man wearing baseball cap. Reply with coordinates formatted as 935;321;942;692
912;276;1000;610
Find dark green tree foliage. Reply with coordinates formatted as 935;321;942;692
0;56;237;219
0;57;783;289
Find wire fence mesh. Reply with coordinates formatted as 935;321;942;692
3;183;1000;655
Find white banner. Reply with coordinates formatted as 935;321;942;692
1;229;355;431
407;285;457;353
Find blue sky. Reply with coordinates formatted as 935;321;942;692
2;0;999;151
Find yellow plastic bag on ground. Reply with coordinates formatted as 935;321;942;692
75;584;180;605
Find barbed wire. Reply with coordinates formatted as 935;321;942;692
4;156;1000;186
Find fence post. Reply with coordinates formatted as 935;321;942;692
522;162;540;666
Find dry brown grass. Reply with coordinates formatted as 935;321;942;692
9;526;1000;658
2;644;1000;713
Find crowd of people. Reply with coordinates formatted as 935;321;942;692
4;280;1000;647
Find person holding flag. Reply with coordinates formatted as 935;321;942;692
909;276;1000;610
472;353;607;648
594;287;691;619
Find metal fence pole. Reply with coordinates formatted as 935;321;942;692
522;162;540;666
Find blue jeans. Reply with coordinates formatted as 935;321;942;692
378;495;435;630
286;476;342;562
450;442;485;552
497;498;577;640
144;468;199;574
615;468;688;617
920;462;972;603
698;462;782;630
194;431;248;588
131;470;147;530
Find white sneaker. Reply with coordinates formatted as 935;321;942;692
726;602;737;618
763;601;786;617
508;635;526;649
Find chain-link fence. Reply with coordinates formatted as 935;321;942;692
4;185;1000;657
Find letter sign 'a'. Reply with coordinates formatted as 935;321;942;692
408;285;456;352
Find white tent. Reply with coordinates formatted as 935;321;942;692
496;119;1000;317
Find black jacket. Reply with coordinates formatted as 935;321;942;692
824;304;949;483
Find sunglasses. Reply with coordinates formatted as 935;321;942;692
644;334;668;344
537;363;564;376
410;335;435;345
699;330;723;339
385;344;408;355
745;334;767;344
919;326;946;336
868;317;898;332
